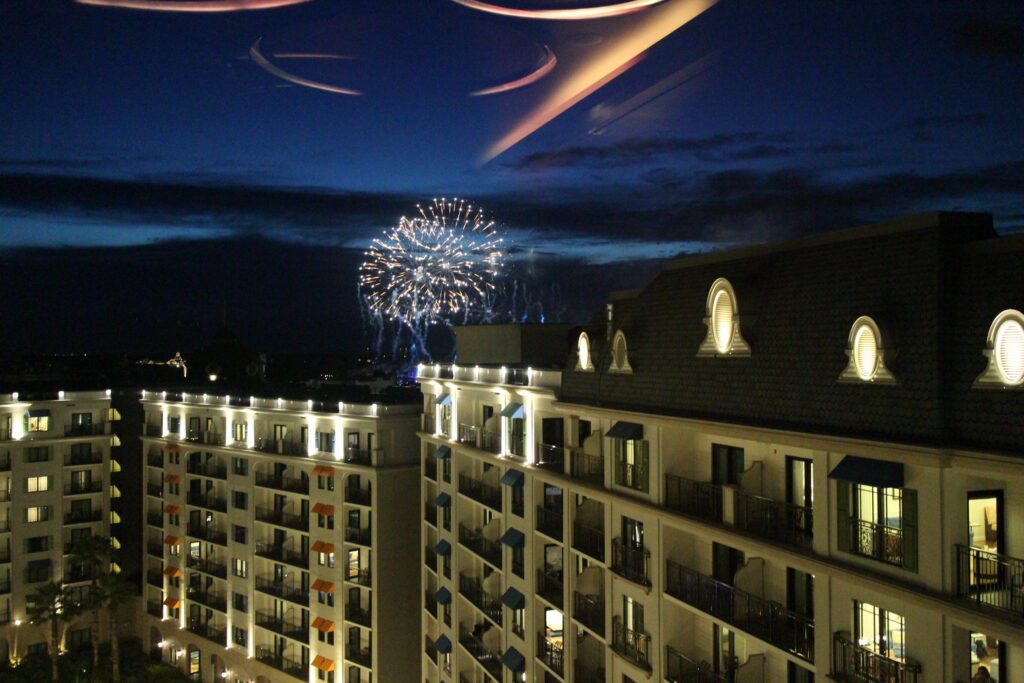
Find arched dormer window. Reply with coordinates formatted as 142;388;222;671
575;332;594;372
975;309;1024;389
697;278;750;357
609;330;632;374
839;316;895;384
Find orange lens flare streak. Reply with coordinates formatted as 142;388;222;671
76;0;311;11
471;46;558;96
451;0;665;20
249;39;363;96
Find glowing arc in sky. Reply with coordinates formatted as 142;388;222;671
75;0;312;11
471;46;557;96
450;0;665;20
249;39;363;96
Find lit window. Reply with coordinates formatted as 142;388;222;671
975;309;1024;388
609;330;632;374
576;332;593;371
839;317;894;384
26;475;51;493
698;278;750;357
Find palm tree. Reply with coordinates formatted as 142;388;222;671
98;572;134;683
67;534;111;672
26;581;80;683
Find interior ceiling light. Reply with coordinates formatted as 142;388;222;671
450;0;666;20
249;39;363;96
75;0;311;11
471;45;557;96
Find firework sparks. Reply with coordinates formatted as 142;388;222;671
360;198;504;325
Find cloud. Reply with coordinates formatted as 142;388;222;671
953;14;1024;58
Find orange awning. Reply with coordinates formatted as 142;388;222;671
164;504;180;515
311;617;335;633
163;535;179;545
163;474;180;484
319;466;336;477
312;656;335;672
163;597;180;608
164;443;180;452
311;541;335;554
311;579;334;593
163;566;181;577
311;503;335;516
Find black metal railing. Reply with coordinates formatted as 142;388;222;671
424;546;437;572
735;491;813;549
538;634;564;676
458;423;478;445
146;600;162;617
254;439;307;457
850;519;903;567
347;569;372;587
255;507;309;532
255;646;306;681
832;631;920;683
665;474;723;522
425;503;438;526
144;423;163;436
573;592;604;636
346;602;371;627
254;575;309;606
346;644;372;668
508;431;526;458
574;663;606;683
65;509;102;524
255;472;309;494
458;627;502;680
536;442;566;472
955;544;1024;616
346;487;371;506
424;591;438;617
611;538;651;586
146;570;163;587
343;447;376;466
187;524;227;546
147;512;163;527
537;568;564;607
613;446;649;492
0;454;10;470
459;573;503;626
64;480;103;496
186;491;227;513
186;461;227;479
425;459;437;480
147;452;163;467
254;543;308;568
346;526;372;546
147;542;163;557
480;430;500;454
665;647;727;683
570;449;604;485
186;619;226;645
537;505;563;541
64;451;103;466
459;474;503;512
255;610;309;643
186;554;227;579
459;524;502;567
146;483;164;498
612;616;651;670
665;559;814;662
186;587;227;612
65;422;107;437
573;520;605;562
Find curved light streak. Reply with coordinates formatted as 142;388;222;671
274;53;355;60
249;39;362;96
75;0;311;11
450;0;665;20
471;46;557;96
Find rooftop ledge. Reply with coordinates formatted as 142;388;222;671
140;390;420;418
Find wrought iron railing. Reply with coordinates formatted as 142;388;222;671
664;474;722;522
458;627;502;680
255;646;306;681
832;631;920;683
573;520;605;562
186;491;227;513
459;474;503;512
611;538;650;586
537;505;563;541
665;647;727;682
254;575;309;606
538;634;564;676
458;524;502;567
535;442;566;472
573;591;604;636
255;610;309;643
186;554;227;579
459;573;503;626
570;449;604;485
735;491;813;549
849;519;903;567
255;472;309;494
255;507;309;532
955;544;1024;616
537;568;564;607
254;542;308;568
611;616;651;670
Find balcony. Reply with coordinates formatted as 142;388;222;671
254;439;307;457
613;446;649;493
458;423;478;445
664;474;723;522
64;451;103;466
146;600;162;618
343;447;377;466
570;449;603;486
186;461;227;479
346;487;372;506
144;423;163;437
537;506;563;541
65;422;107;437
425;459;437;481
832;632;920;683
64;565;96;583
480;430;500;454
573;521;605;562
611;538;651;587
537;568;563;608
424;545;437;572
255;543;308;569
187;524;227;546
255;472;309;495
425;635;438;661
0;454;10;470
64;480;103;496
255;646;306;681
147;541;163;558
346;644;372;669
535;442;565;473
538;634;565;676
508;431;526;458
147;512;163;527
346;526;372;546
459;474;502;512
425;503;437;527
665;647;726;683
147;452;163;467
186;491;227;513
665;559;814;662
146;570;163;588
346;602;372;627
439;416;451;438
186;554;227;579
422;412;436;432
146;483;164;498
611;616;651;671
65;509;102;524
458;627;502;681
458;524;502;568
424;591;437;618
574;663;606;683
185;430;223;446
255;611;308;643
955;544;1024;617
848;518;903;567
347;569;372;587
735;491;813;549
186;619;226;645
573;592;604;637
254;575;309;606
459;573;503;626
255;507;309;532
186;587;227;612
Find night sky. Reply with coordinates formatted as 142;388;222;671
2;0;1023;356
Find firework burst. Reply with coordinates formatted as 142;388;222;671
360;198;504;324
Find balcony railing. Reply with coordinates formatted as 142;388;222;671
65;509;102;524
573;521;605;562
186;619;226;645
508;431;526;458
665;474;723;522
147;452;163;467
424;591;437;617
346;602;371;627
537;505;563;541
346;526;372;546
0;454;10;471
425;635;438;661
459;474;502;512
255;507;309;532
665;647;727;683
186;461;227;479
187;524;227;546
422;412;435;432
64;451;103;466
570;449;604;485
254;543;308;569
147;512;163;527
347;569;372;587
611;538;651;587
459;627;502;681
573;592;604;636
536;442;565;472
147;542;163;557
439;416;451;438
424;546;437;572
255;646;306;681
458;423;478;445
425;459;437;481
146;483;164;498
255;472;309;495
254;438;307;457
459;573;503;626
255;610;309;643
613;446;649;492
146;570;163;588
537;568;564;607
955;544;1024;617
344;447;378;466
665;559;814;662
574;663;606;683
186;554;227;579
849;518;903;567
186;491;227;513
254;575;309;606
612;616;651;670
832;631;920;683
146;600;162;617
185;430;223;446
735;491;813;549
346;645;372;668
186;587;227;612
65;422;107;437
538;634;565;676
480;430;500;454
346;487;372;506
459;524;502;567
144;423;163;437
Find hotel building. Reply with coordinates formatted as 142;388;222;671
140;388;421;683
0;389;121;664
418;213;1024;683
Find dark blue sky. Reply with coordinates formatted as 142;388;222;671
1;0;1023;354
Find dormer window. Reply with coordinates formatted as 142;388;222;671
576;332;594;372
698;278;750;357
609;330;632;374
975;309;1024;388
839;317;895;384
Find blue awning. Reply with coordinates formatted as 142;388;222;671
435;587;452;605
500;402;524;418
435;394;451;406
606;421;644;440
500;469;524;487
501;587;525;609
829;455;904;489
500;528;525;548
434;493;451;507
27;409;51;418
435;540;451;556
434;445;451;460
502;647;525;672
434;635;452;654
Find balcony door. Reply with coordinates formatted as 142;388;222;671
968;491;1003;556
188;416;200;439
786;456;814;508
854;601;905;662
622;595;643;632
713;625;744;682
712;444;744;486
542;418;564;447
712;542;744;586
622;517;644;550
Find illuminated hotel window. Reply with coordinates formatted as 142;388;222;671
576;332;594;371
839;316;895;384
609;330;632;373
698;278;750;357
976;309;1024;388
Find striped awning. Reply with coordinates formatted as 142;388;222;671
164;504;180;515
312;503;336;516
163;566;181;577
312;465;336;477
311;541;335;554
312;617;335;633
312;656;335;672
163;535;179;545
311;579;335;593
163;597;180;608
